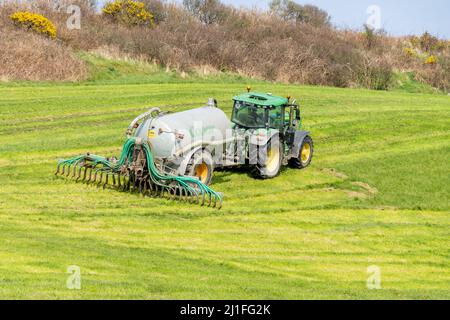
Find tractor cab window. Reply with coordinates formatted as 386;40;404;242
268;107;283;129
268;105;290;130
232;101;266;128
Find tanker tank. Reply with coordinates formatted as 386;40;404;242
135;106;232;159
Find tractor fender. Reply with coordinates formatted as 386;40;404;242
289;131;310;159
177;146;204;176
248;129;280;147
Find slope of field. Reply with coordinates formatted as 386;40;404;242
0;73;449;299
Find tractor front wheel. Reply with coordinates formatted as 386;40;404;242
289;136;314;169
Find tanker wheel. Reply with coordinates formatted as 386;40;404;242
252;137;283;179
187;150;214;186
289;136;314;169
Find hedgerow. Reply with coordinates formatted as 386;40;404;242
0;0;448;91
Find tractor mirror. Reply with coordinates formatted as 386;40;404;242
295;108;301;120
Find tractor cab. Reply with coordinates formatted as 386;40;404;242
231;92;301;132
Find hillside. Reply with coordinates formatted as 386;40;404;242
0;0;449;92
0;59;448;299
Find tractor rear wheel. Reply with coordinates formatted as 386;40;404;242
186;150;214;186
289;136;314;169
253;137;283;179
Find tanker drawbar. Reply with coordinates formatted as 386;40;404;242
55;138;223;208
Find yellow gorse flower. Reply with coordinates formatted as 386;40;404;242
424;55;437;65
10;12;57;39
403;47;417;57
103;0;154;27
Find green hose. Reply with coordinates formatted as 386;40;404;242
56;138;223;208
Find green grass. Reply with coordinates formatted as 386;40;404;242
80;52;257;85
0;61;449;299
391;72;440;94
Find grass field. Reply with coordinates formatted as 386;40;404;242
0;62;449;299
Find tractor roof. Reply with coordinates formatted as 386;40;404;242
233;92;288;107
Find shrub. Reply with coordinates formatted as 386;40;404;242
417;56;450;92
410;32;447;53
103;0;154;27
418;32;439;53
357;55;393;90
269;0;330;27
0;30;87;81
183;0;231;25
141;0;168;24
10;12;57;39
361;24;381;50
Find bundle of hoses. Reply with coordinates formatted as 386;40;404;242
55;138;223;208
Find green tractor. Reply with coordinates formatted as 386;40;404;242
55;89;314;208
230;90;314;180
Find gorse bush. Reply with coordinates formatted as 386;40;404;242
10;11;56;39
103;0;154;27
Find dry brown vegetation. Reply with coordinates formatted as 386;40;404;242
0;29;88;81
0;1;90;81
0;0;449;91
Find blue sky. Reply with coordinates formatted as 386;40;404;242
98;0;450;38
221;0;450;38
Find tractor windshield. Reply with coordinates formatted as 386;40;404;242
232;101;266;128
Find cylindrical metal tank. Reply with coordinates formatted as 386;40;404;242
135;107;232;159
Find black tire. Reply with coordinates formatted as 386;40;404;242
289;136;314;169
186;150;214;186
252;137;283;179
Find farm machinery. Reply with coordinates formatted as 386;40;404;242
55;89;314;208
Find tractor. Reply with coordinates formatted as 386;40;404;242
228;90;314;180
55;89;314;208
